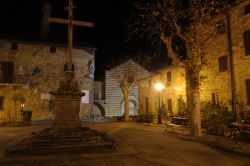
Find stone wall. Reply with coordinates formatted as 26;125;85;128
139;66;186;117
0;39;95;122
201;0;250;110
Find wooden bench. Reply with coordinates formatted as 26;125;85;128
165;116;189;133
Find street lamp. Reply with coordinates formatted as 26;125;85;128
154;82;165;124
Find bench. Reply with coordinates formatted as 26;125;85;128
165;116;189;133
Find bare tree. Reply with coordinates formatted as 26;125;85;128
129;0;225;137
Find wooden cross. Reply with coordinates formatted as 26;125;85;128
48;0;94;71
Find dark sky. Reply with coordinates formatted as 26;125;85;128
0;0;135;80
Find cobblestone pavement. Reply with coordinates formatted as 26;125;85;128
0;122;249;166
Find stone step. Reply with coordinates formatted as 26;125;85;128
7;143;115;156
6;127;116;156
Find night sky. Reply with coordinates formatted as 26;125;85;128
0;0;137;80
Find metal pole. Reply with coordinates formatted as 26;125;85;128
226;5;237;120
68;0;73;71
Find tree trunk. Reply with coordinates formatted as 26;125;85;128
124;90;130;121
189;68;202;137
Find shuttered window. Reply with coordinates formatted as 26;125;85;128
246;79;250;106
218;55;228;72
0;61;14;83
167;71;172;83
167;99;172;113
245;4;250;15
243;30;250;56
0;96;3;110
11;43;18;50
145;97;149;113
211;92;219;106
50;46;56;53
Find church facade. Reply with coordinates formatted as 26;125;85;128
0;39;95;124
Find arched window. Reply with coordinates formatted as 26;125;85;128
243;30;250;56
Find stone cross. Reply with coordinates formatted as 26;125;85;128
48;0;94;71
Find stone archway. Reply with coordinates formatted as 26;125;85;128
93;101;105;116
121;99;138;116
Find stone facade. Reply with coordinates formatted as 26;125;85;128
0;39;95;123
139;66;186;118
139;0;250;119
201;0;250;110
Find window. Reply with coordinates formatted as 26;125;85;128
245;4;250;15
243;30;250;56
94;93;99;100
127;71;135;83
145;97;149;113
0;61;14;83
246;79;250;106
0;96;3;110
50;46;56;53
167;71;172;83
148;80;152;87
11;43;18;50
218;55;228;72
211;92;219;106
167;99;172;113
216;20;226;35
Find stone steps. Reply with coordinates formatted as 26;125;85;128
5;127;116;156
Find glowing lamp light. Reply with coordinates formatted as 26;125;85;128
154;82;165;91
21;103;25;108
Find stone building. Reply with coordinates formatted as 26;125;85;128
139;66;186;117
0;39;95;124
105;59;152;117
139;0;250;119
200;0;250;111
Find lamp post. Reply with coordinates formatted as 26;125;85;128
154;82;165;124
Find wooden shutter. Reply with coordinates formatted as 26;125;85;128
244;30;250;56
167;71;171;83
145;97;149;113
245;4;250;15
218;56;228;72
0;96;3;110
167;99;172;112
246;79;250;106
1;61;14;83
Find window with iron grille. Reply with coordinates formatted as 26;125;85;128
243;30;250;56
218;55;228;72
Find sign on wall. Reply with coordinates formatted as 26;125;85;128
81;90;89;104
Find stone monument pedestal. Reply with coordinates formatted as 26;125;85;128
51;94;83;130
6;72;115;156
49;71;84;130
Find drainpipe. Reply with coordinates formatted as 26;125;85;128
226;6;237;120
